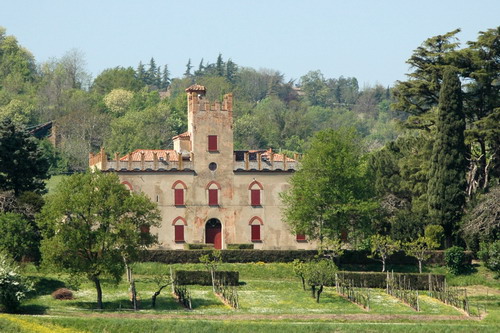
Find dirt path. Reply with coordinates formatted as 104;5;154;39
46;312;480;322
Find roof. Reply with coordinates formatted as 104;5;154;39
172;131;191;140
119;149;179;162
185;84;207;92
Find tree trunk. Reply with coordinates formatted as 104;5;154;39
301;276;306;291
311;285;316;298
211;269;216;293
419;260;422;274
92;276;103;309
382;258;386;272
316;285;323;303
151;285;168;308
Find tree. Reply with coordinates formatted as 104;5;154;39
38;171;160;309
370;234;400;272
0;119;49;195
216;53;224;77
0;212;39;262
91;66;144;95
404;236;439;273
184;58;192;77
282;128;377;246
304;259;337;303
199;249;222;293
161;65;170;90
292;259;307;291
103;89;134;116
427;68;467;246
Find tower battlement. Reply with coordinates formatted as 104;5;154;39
186;85;233;113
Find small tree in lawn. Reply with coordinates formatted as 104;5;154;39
370;234;400;272
320;236;344;265
404;236;439;273
292;259;307;291
151;272;172;308
199;249;222;293
38;171;160;309
304;259;337;303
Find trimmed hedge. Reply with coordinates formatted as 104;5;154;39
173;270;239;286
183;243;215;250
227;244;254;250
333;271;445;290
142;249;472;265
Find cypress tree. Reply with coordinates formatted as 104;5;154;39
427;68;467;246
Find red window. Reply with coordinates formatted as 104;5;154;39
208;189;218;206
251;189;261;206
296;234;306;241
208;135;218;151
175;225;185;242
174;188;184;206
251;225;261;242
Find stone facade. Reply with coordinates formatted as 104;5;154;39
90;85;315;250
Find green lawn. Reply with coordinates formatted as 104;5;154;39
0;262;498;332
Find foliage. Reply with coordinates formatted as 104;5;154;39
304;259;337;303
404;236;439;273
424;224;444;248
103;88;134;115
370;234;400;272
199;249;222;292
0;252;32;313
282;128;377;245
0;212;39;262
0;118;49;195
478;240;500;277
292;259;307;290
37;171;160;308
444;246;467;275
91;66;144;94
427;68;467;245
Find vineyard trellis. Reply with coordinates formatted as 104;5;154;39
214;277;239;309
428;275;486;317
335;273;370;310
386;271;420;311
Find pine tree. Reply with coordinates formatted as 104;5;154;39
136;61;146;84
226;59;237;83
146;57;157;86
161;65;170;90
184;58;192;77
427;68;467;246
216;53;224;77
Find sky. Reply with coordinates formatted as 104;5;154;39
1;0;499;88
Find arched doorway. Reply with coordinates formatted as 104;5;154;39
205;219;222;249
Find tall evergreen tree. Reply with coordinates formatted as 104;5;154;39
184;58;192;77
427;68;467;246
216;53;224;77
136;61;145;84
226;58;237;83
146;57;158;86
161;65;170;90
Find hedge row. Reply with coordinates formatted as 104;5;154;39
333;271;446;290
173;270;239;286
142;249;472;265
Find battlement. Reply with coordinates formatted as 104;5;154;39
186;84;233;113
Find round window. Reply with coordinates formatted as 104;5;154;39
209;162;217;171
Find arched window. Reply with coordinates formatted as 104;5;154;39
249;216;263;242
172;216;187;243
121;181;133;191
206;181;221;206
248;180;263;206
172;180;187;206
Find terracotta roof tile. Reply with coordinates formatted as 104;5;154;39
185;84;207;92
172;131;190;140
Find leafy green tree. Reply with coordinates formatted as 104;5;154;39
0;213;39;262
184;58;192;78
136;61;146;83
292;259;307;290
103;89;134;116
216;53;225;77
304;259;337;303
38;171;161;309
444;246;467;275
427;68;467;246
370;234;400;272
282;128;377;246
91;66;144;95
0;119;49;195
225;58;237;83
404;236;439;273
478;240;500;277
199;249;222;293
424;224;444;248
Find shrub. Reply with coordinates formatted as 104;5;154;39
0;252;32;312
51;288;74;300
445;246;466;274
226;244;254;250
183;243;215;250
425;225;444;248
0;212;40;262
479;240;500;277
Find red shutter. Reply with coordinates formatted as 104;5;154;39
296;234;306;241
175;225;184;242
251;189;261;206
208;189;218;206
208;135;218;151
251;225;261;241
174;188;184;206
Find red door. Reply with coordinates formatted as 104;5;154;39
205;219;222;249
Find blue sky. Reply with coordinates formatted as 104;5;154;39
1;0;499;87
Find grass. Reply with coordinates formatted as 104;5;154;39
0;262;498;332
